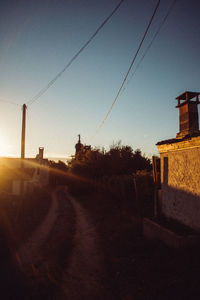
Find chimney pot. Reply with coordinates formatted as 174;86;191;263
176;91;200;139
39;147;44;159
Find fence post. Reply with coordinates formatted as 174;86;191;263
152;156;158;217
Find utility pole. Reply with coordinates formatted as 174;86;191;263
20;104;27;196
21;104;27;159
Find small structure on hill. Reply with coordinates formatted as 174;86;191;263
75;135;91;160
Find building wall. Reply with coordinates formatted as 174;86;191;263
0;157;49;195
158;137;200;231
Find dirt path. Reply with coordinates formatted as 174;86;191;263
2;187;114;299
60;189;109;299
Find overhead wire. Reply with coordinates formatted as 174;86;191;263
0;98;21;106
27;0;125;106
89;0;161;141
125;0;177;88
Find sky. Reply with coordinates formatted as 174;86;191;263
0;0;200;160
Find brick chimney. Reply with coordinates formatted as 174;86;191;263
38;147;44;159
176;91;200;139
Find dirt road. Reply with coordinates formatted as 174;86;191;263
3;187;200;299
1;187;113;299
60;189;110;299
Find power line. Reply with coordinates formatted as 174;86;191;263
120;0;177;95
0;98;21;106
27;0;125;106
126;0;177;86
89;0;161;141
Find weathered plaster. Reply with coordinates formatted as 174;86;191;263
157;136;200;231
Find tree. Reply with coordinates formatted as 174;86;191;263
69;143;151;178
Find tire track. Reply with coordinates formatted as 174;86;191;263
15;190;58;266
61;190;107;299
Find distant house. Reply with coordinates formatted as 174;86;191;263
156;91;200;231
0;147;49;195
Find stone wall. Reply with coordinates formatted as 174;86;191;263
158;136;200;231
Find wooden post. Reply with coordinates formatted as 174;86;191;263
21;104;27;159
20;104;27;196
152;156;158;217
152;156;158;185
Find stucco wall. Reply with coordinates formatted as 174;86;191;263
158;138;200;231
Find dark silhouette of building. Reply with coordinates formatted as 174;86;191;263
75;135;91;160
35;147;44;160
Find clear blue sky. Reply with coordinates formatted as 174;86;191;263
0;0;200;159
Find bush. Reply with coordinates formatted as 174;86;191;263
70;143;152;178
